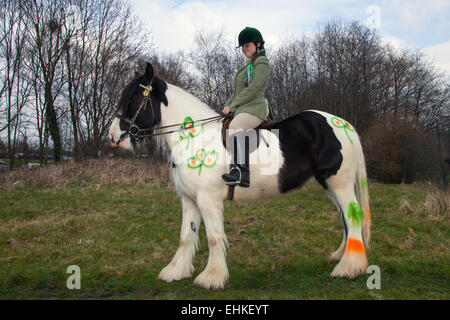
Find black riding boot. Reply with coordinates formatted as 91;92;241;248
222;135;250;187
222;163;250;187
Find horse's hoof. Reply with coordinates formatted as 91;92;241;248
330;252;368;279
158;263;194;282
193;267;229;290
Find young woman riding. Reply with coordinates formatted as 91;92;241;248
221;27;271;187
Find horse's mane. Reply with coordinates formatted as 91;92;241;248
117;75;141;113
164;82;219;117
151;76;168;106
118;73;168;114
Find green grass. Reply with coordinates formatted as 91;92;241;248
0;180;448;299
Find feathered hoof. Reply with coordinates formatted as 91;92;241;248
193;266;229;290
329;241;346;261
329;248;345;261
330;252;368;279
158;262;194;282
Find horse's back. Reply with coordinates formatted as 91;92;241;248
273;110;345;193
274;109;361;156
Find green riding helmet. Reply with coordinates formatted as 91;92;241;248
237;27;265;47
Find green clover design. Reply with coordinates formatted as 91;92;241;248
331;116;356;144
187;148;218;176
179;116;203;149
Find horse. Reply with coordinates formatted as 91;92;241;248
109;62;372;289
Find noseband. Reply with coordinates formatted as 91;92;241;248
115;83;227;141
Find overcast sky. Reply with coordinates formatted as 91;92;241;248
129;0;449;76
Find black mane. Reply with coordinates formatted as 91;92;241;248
150;76;168;106
118;74;168;113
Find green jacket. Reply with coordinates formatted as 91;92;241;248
225;55;270;121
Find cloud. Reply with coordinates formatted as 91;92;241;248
423;40;450;76
380;35;406;51
129;0;357;52
129;0;450;78
380;0;450;32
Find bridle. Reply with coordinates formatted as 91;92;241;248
115;83;228;141
115;84;155;141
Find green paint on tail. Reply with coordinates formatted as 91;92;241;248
361;177;368;188
347;202;365;227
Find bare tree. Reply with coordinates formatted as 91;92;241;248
22;0;77;161
75;0;151;156
0;1;31;168
63;1;94;160
187;30;241;111
29;58;49;164
150;51;195;91
267;37;311;120
308;21;385;127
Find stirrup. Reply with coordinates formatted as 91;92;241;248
223;166;241;186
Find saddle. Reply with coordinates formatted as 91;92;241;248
221;112;275;149
221;112;275;201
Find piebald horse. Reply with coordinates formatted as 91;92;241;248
109;63;372;289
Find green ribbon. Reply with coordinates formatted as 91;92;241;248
246;63;254;83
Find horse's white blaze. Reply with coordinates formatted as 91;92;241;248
108;117;133;152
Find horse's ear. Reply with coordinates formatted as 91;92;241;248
143;62;154;82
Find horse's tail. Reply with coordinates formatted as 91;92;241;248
355;141;371;249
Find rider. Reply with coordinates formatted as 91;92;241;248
222;27;271;187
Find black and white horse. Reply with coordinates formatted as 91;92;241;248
109;63;372;289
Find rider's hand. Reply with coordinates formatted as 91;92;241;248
222;106;231;115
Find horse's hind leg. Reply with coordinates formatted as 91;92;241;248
158;195;202;282
327;182;369;279
327;191;347;261
330;230;347;261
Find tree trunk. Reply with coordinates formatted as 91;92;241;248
45;84;61;161
437;123;448;192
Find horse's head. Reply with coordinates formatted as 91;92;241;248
109;62;168;152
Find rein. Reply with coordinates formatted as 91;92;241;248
116;83;228;141
146;114;227;139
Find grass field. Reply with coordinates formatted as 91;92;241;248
0;161;449;299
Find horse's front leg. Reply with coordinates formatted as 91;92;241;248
158;195;202;282
193;192;229;290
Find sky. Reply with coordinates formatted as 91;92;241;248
128;0;450;76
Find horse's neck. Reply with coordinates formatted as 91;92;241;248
159;84;220;151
